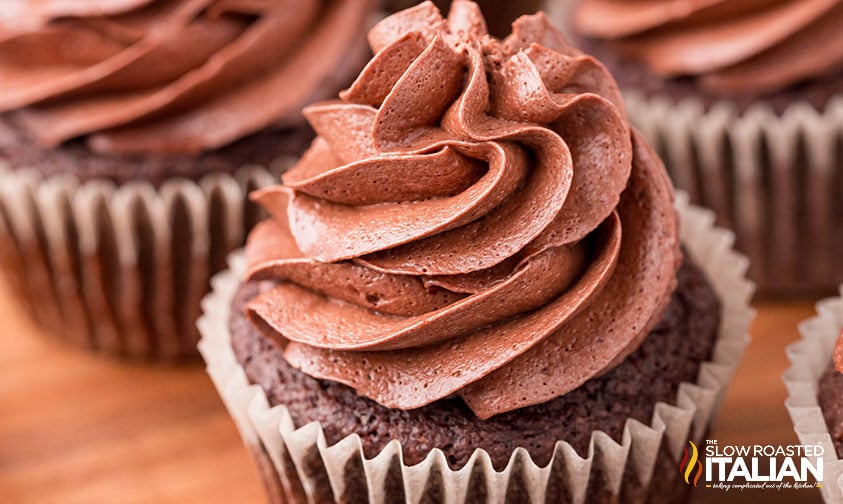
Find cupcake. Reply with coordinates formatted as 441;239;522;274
200;1;754;501
785;287;843;502
385;0;545;37
0;0;378;359
567;0;843;294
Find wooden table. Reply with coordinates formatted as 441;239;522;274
0;279;827;503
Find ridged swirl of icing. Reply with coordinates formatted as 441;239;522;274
245;0;681;419
0;0;375;153
575;0;843;94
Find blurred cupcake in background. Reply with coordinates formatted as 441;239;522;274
0;0;378;359
568;0;843;295
385;0;544;37
785;286;843;502
200;2;754;502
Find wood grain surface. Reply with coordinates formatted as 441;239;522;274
0;279;828;503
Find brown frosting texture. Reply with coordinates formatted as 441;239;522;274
0;0;375;154
574;0;843;94
245;1;681;419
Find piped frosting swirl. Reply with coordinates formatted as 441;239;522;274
245;0;681;419
574;0;843;94
0;0;375;154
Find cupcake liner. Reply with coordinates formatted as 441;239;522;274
625;93;843;294
0;158;294;360
783;287;843;502
199;194;754;503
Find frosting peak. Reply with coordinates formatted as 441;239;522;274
0;0;375;154
245;1;681;419
575;0;843;94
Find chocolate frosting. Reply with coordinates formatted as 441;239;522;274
245;1;681;419
0;0;375;154
574;0;843;94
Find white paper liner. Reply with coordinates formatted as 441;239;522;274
199;194;754;503
0;159;293;360
783;287;843;503
624;93;843;294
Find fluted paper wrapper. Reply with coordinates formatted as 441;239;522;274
198;194;753;503
626;93;843;294
0;159;293;360
784;287;843;502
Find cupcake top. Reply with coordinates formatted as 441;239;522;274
388;0;545;38
835;329;843;373
245;0;681;419
0;0;375;154
574;0;843;95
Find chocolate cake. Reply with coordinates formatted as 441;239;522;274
567;0;843;294
0;115;312;186
819;329;843;458
570;0;843;112
200;3;750;502
232;256;720;469
0;0;377;184
0;0;379;359
819;367;843;458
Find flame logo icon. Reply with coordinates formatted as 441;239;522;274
679;441;703;487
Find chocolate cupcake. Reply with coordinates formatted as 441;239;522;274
785;287;843;502
0;0;377;359
200;1;753;501
566;0;843;294
385;0;545;38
